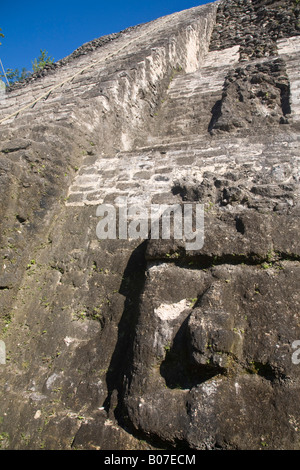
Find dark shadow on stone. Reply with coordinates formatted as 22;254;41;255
103;240;148;420
279;82;291;117
102;239;190;449
235;216;245;235
208;99;222;133
246;361;282;382
171;183;187;200
160;315;224;389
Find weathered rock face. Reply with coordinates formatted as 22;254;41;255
210;0;300;59
209;58;291;132
0;0;299;450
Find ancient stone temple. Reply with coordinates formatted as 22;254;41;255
0;0;299;450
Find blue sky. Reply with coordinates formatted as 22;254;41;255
0;0;211;73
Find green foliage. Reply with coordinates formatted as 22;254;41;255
31;49;54;73
0;28;4;45
0;40;54;86
1;67;30;85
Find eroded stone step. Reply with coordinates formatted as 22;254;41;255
66;130;300;207
151;46;240;138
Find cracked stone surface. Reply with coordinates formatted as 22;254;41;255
0;0;300;450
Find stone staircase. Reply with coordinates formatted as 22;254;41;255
66;45;241;206
66;131;300;207
150;45;240;139
66;39;300;208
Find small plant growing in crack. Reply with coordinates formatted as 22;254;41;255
261;262;272;270
189;297;198;307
